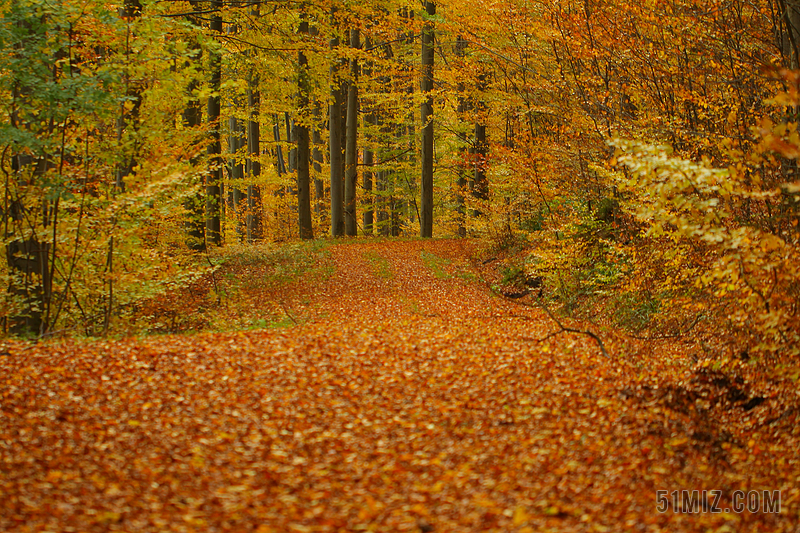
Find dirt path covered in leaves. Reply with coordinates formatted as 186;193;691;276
1;239;798;532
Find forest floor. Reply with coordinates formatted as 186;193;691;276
1;238;799;532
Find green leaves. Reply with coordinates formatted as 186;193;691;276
0;0;212;335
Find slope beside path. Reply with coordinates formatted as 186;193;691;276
0;239;796;532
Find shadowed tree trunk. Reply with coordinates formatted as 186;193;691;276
273;114;286;176
329;15;345;236
344;28;360;236
228;113;245;241
205;0;223;246
313;108;325;216
297;18;313;239
115;0;142;192
455;35;468;237
246;74;263;242
226;19;245;243
374;41;393;235
244;1;263;243
420;1;435;238
472;69;489;215
361;40;374;236
183;1;205;250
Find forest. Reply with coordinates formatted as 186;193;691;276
1;0;799;352
1;0;800;531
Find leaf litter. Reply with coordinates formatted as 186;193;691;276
1;239;798;532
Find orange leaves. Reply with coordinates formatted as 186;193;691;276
0;239;798;531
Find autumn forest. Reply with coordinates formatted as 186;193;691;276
1;0;800;531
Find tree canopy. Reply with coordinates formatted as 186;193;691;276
0;0;798;363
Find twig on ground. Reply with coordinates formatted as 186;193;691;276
278;300;299;325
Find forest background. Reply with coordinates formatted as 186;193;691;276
0;0;799;369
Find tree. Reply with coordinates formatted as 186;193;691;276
297;17;313;240
244;0;263;243
420;1;435;237
344;28;361;236
246;74;263;242
362;36;375;235
329;14;346;237
0;0;205;335
454;35;469;237
205;0;223;246
115;0;143;192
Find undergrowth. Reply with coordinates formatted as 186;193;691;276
128;240;332;335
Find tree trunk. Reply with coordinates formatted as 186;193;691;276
205;1;223;246
781;0;800;68
183;3;205;250
286;112;296;174
455;36;468;238
361;39;374;235
329;18;345;236
273;114;286;175
228;114;242;239
297;18;314;240
114;0;142;192
344;29;360;236
246;75;263;242
472;70;489;213
312;109;325;216
420;1;435;238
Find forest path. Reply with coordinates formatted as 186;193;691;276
0;239;794;532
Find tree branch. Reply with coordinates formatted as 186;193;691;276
508;296;610;358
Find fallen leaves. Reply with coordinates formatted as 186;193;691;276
0;239;798;531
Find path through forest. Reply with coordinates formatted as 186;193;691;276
1;239;796;532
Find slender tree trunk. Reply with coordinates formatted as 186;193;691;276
344;29;360;236
287;112;296;174
472;70;489;213
297;18;313;240
401;7;416;229
312;108;324;215
115;0;142;192
363;147;374;234
246;75;263;242
273;114;286;175
244;2;263;242
329;19;346;236
360;41;374;235
205;1;223;246
183;3;205;250
308;28;325;218
228;115;246;241
225;21;245;242
374;42;393;235
455;36;468;237
420;1;435;238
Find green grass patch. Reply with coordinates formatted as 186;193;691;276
219;240;332;292
364;250;393;279
133;240;332;336
421;250;452;279
456;270;478;283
